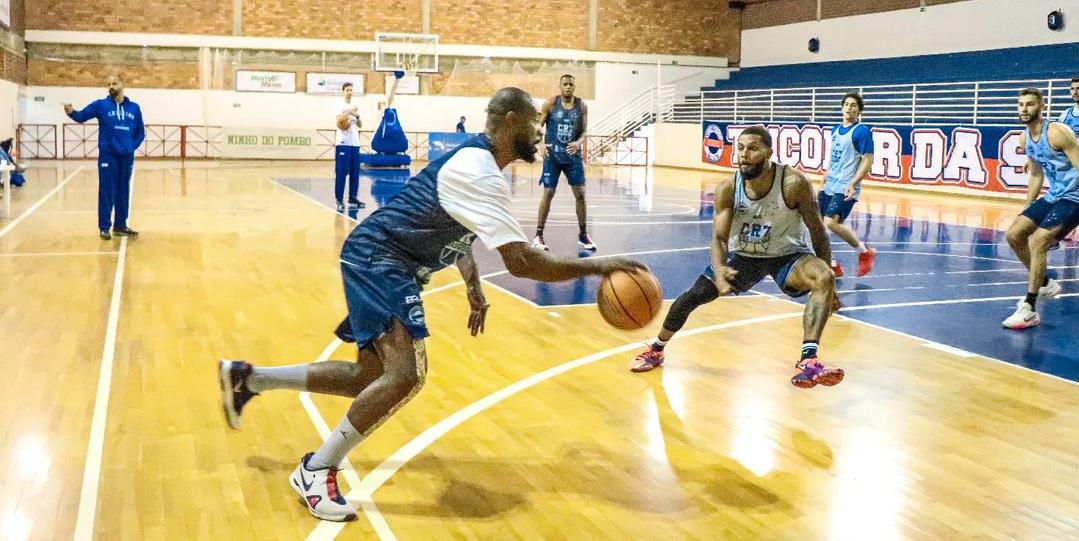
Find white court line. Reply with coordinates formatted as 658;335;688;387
72;169;134;541
922;341;977;358
306;311;805;541
0;166;85;239
950;277;1079;288
833;248;1018;264
746;289;1079;387
0;250;118;258
839;291;1079;312
270;178;360;224
478;280;539;308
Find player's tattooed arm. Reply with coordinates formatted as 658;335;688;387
456;246;489;336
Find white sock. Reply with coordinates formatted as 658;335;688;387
308;416;363;469
857;242;869;253
246;364;309;393
830;258;838;266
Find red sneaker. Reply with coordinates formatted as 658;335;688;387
629;347;665;372
856;247;877;277
830;260;844;278
791;357;844;388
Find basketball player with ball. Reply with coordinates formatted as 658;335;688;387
628;126;845;389
219;87;647;522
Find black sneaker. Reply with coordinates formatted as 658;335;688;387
218;360;259;429
335;201;345;213
99;230;112;240
112;226;139;237
348;198;365;209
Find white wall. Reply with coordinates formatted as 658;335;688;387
592;62;729;123
20;86;510;134
0;79;19;140
653;122;724;170
742;0;1079;67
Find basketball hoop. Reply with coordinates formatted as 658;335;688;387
375;32;439;74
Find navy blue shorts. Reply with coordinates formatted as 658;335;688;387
818;190;857;223
540;153;585;188
335;259;429;349
1021;197;1079;233
704;252;812;298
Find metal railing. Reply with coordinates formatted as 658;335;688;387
31;125;431;160
586;85;673;165
667;78;1075;126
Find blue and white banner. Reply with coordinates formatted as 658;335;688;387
428;132;472;161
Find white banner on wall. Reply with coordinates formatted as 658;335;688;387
385;74;420;95
306;73;365;95
0;0;9;29
236;71;296;93
219;128;322;159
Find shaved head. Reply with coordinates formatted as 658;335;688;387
484;87;541;164
485;87;535;128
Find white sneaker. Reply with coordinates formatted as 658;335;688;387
289;453;357;522
1002;302;1040;330
1039;278;1062;299
531;235;549;251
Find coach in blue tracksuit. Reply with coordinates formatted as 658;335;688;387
65;74;144;240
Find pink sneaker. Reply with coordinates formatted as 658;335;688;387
629;347;665;372
791;357;844;388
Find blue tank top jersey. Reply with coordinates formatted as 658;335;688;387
1025;121;1079;203
545;97;583;156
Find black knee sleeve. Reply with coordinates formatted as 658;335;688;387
662;275;720;333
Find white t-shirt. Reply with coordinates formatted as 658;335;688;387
437;147;528;250
336;99;361;147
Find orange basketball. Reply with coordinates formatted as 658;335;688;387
597;269;663;330
336;116;350;130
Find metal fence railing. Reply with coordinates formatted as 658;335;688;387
668;78;1075;126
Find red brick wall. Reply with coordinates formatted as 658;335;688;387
432;0;589;49
27;0;231;34
242;0;422;39
28;59;199;89
26;0;739;58
744;0;966;29
9;0;25;35
597;0;740;58
3;0;27;84
3;50;26;84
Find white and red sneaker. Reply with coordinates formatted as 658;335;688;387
289;453;357;522
1002;302;1039;330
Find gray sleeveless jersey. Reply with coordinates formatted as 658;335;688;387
728;164;809;258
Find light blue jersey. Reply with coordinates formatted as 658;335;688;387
1058;105;1079;139
1026;120;1079;203
822;123;873;198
